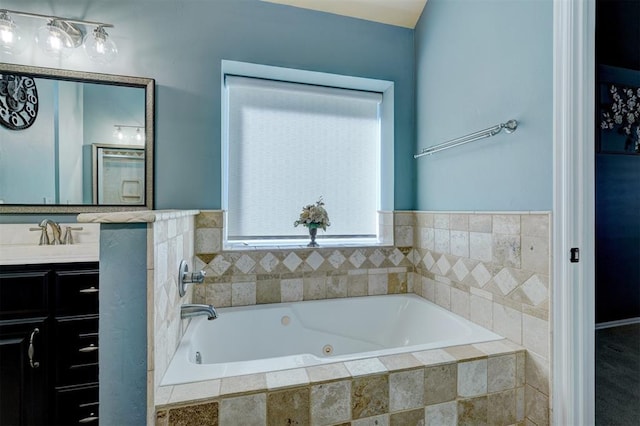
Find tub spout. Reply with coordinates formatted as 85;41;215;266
181;303;218;320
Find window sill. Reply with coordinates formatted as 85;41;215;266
224;238;392;251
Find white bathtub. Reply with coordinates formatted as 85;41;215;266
161;294;502;386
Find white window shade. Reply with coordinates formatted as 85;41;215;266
225;75;382;240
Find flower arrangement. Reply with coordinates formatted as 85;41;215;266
600;84;640;153
294;197;330;231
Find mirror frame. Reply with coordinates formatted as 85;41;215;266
0;62;154;214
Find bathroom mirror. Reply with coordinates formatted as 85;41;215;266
0;62;154;213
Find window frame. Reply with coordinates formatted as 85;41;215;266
221;60;395;249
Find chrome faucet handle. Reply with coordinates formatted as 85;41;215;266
30;226;49;246
178;260;207;297
62;226;83;245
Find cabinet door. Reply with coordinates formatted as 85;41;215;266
0;319;48;426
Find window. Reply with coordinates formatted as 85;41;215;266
222;62;394;246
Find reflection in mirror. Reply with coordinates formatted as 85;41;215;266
0;63;154;213
92;143;145;205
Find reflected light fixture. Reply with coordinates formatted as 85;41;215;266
0;10;25;55
0;9;116;62
114;125;145;143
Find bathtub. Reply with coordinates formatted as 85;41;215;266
161;293;502;386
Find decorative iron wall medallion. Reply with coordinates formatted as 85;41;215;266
0;74;39;130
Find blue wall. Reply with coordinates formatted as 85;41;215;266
414;0;553;211
0;0;415;212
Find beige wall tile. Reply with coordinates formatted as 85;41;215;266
450;287;470;319
434;229;450;254
311;381;351;425
457;396;488;425
493;303;522;344
351;375;389;419
424;363;457;405
434;214;450;229
493;234;521;268
487;354;516;393
521;214;549;238
167;402;218;426
256;279;280;304
525;384;549;426
469;295;493;330
450;230;470;258
425;401;457;426
231;281;256;306
469;232;492;262
280;278;303;302
523;314;549;358
367;272;388;295
219;393;266;426
389;369;424;412
419;227;435;250
267;388;310;426
522;235;550;275
435;280;451;309
525;350;550;395
457;359;488;397
469;215;492;233
390;408;424;426
195;227;221;254
493;215;521;235
394;225;413;247
450;214;469;231
304;275;327;300
352;414;389;426
487;388;517;425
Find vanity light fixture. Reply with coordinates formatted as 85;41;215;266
0;9;116;62
0;10;25;55
113;125;145;143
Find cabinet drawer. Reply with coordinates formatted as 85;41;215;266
54;317;99;386
54;384;99;426
55;270;99;316
0;269;48;320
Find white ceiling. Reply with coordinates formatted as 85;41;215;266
261;0;428;29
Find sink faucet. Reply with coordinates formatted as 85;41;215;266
38;219;62;245
181;304;218;321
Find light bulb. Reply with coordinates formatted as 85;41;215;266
0;12;25;55
114;126;123;140
135;128;143;142
84;26;117;64
35;20;79;59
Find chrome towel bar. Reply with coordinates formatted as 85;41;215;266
414;119;518;158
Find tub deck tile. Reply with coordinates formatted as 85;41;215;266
379;353;423;371
306;362;351;383
220;373;267;396
444;344;487;361
344;357;388;377
169;379;221;404
473;339;520;356
265;367;309;390
411;349;456;366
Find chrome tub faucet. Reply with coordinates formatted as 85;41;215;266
180;304;218;321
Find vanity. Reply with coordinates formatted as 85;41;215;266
0;224;100;425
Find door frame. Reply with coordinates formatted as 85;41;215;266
552;0;596;424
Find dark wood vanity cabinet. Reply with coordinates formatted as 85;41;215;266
0;262;99;426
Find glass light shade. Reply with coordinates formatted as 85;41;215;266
0;12;25;55
35;21;78;59
84;26;117;64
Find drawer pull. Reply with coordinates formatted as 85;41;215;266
28;328;40;369
79;344;98;353
79;414;98;423
79;287;99;294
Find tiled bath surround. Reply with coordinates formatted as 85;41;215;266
155;210;551;425
156;341;526;425
147;211;198;423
